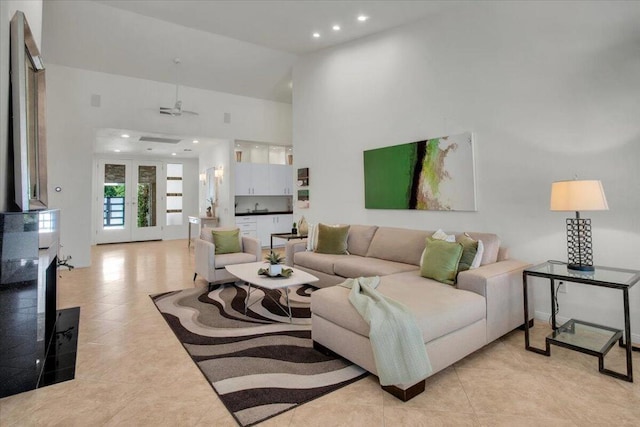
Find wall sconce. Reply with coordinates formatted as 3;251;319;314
214;165;224;181
199;172;206;185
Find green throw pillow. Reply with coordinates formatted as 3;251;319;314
212;229;241;254
420;238;463;285
456;234;479;273
315;223;350;255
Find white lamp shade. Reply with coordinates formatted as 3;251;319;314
550;180;609;212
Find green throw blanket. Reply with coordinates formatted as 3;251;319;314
339;276;432;386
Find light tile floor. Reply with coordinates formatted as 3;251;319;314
2;239;640;426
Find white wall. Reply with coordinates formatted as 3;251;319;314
0;0;42;211
198;140;234;227
46;64;292;267
293;3;640;337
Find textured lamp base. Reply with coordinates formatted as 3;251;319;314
566;216;594;270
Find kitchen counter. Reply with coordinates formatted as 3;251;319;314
235;211;293;217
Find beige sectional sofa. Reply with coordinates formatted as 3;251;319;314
285;225;533;401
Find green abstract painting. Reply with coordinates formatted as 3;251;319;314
363;132;476;211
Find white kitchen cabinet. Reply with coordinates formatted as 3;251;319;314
234;163;253;196
235;163;293;196
235;215;257;238
256;216;274;248
252;164;270;195
274;214;293;233
253;214;294;248
268;165;294;195
234;163;270;195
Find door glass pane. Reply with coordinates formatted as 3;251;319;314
166;163;183;225
166;212;182;226
166;196;182;210
103;164;126;229
166;163;183;178
166;180;182;194
137;165;157;228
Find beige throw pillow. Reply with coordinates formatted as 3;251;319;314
306;223;318;251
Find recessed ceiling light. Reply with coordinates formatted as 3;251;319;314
192;140;199;143
121;134;130;138
312;32;320;38
357;15;368;22
332;25;341;31
114;149;121;152
171;152;177;156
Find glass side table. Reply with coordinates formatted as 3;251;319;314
270;232;307;250
523;261;640;382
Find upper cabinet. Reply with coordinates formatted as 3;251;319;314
235;163;253;195
235;163;291;196
269;165;293;195
234;140;293;197
235;163;270;195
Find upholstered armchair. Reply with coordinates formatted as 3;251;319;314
193;226;261;286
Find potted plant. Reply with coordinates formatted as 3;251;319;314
265;251;285;276
292;222;298;235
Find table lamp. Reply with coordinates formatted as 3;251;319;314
550;180;608;271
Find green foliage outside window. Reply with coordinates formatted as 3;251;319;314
104;185;125;198
137;184;150;227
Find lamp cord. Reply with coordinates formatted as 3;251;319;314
549;282;561;329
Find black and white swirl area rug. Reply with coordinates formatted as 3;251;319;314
151;283;367;427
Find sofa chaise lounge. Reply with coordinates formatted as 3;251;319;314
285;225;533;401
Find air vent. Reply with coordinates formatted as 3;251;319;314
139;136;181;144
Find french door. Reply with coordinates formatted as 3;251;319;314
96;160;163;244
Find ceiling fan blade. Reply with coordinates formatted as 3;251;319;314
159;107;178;116
181;110;199;116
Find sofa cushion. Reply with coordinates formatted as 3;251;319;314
294;251;347;275
347;225;379;257
333;256;418;278
366;227;431;266
311;271;485;344
315;224;350;255
214;252;257;269
462;232;500;265
420;238;463;285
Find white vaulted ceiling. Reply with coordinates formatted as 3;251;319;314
42;1;453;103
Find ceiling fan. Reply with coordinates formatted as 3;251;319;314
160;58;199;117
